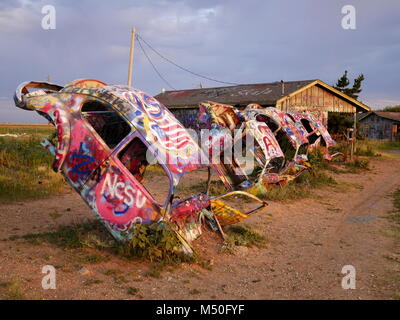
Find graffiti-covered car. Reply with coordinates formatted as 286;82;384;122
289;112;338;160
242;104;309;161
14;79;266;253
197;101;305;191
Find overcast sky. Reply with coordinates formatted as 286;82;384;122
0;0;399;123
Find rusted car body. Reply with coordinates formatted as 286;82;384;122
14;79;266;253
197;101;309;191
196;101;336;192
242;104;309;162
289;112;338;160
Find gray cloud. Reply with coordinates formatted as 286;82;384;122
1;0;399;122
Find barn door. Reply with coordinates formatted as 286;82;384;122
392;124;398;141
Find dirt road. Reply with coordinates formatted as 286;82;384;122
0;157;399;299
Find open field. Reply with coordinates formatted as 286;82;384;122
0;124;399;299
0;135;66;203
0;124;53;136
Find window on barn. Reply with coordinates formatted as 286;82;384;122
118;137;172;206
81;101;131;149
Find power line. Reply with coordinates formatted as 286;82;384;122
136;33;241;86
136;36;177;90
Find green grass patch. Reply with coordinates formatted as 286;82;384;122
254;168;337;201
83;278;103;286
357;139;400;152
127;286;139;295
0;276;29;300
0;124;53;136
189;289;201;295
344;159;370;173
221;225;266;253
145;163;167;176
120;222;188;263
104;269;123;276
393;188;400;212
385;188;400;226
355;145;380;157
252;146;376;201
120;223;218;278
0;135;66;203
8;220;108;249
184;180;227;196
10;219;209;278
79;253;110;264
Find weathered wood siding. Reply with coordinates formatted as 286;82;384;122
277;84;356;113
168;83;360;129
359;114;400;141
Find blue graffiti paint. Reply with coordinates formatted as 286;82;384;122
70;154;94;175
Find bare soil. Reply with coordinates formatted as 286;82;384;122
0;157;399;300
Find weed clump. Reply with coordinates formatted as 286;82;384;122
386;188;400;225
127;287;138;295
346;159;370;172
221;225;266;253
0;276;29;300
253;166;337;201
356;145;380;157
119;223;186;262
393;188;400;212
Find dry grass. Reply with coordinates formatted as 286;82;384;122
0;123;67;203
0;276;30;300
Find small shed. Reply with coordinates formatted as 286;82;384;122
154;79;371;129
358;112;400;141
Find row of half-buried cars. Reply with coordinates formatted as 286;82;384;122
13;79;337;254
197;101;339;194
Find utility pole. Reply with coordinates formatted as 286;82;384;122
127;27;136;87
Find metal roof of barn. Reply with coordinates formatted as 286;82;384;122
359;111;400;123
155;80;315;108
155;79;371;112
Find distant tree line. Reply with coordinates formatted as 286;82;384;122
378;105;400;112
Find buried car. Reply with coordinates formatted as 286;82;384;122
242;104;310;162
13;79;266;254
197;101;310;191
288;112;338;160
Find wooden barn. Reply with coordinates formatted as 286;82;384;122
154;79;371;130
358;112;400;141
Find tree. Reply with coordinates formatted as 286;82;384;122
380;105;400;112
327;113;353;135
329;70;365;134
334;70;365;100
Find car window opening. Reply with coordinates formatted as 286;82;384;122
255;114;296;160
81;101;131;149
118;137;171;205
256;114;279;132
301;119;321;145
